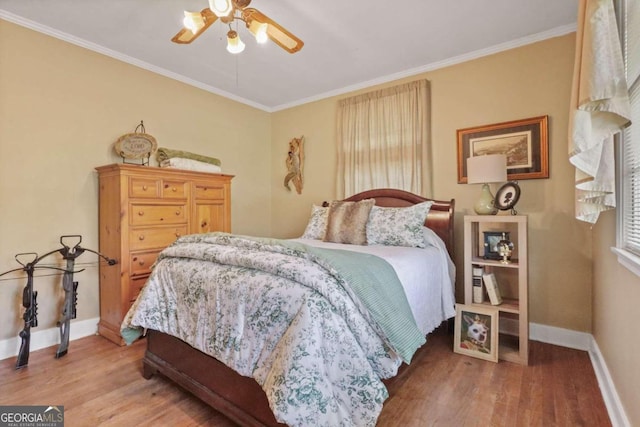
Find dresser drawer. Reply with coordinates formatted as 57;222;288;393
129;177;161;198
130;250;161;277
129;226;187;250
130;203;187;225
194;183;224;200
129;275;149;302
162;180;188;199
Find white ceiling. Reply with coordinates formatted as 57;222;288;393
0;0;578;112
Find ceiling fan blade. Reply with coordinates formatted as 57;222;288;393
171;8;218;44
241;8;304;53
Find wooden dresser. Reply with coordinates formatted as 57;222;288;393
95;164;233;345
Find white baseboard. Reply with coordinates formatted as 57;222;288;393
0;317;99;362
498;319;593;351
530;322;593;351
514;322;630;427
589;338;632;427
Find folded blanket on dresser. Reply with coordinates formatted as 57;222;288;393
121;233;426;427
156;147;221;166
160;157;222;173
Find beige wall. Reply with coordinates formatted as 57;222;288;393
593;212;640;425
0;21;272;340
272;33;594;332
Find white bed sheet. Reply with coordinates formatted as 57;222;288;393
292;237;456;336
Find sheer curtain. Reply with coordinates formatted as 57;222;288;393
568;0;631;223
336;80;431;199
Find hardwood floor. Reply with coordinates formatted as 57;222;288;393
0;329;610;427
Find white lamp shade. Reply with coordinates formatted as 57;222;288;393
183;11;205;34
249;20;269;44
226;31;245;54
467;154;507;184
208;0;233;17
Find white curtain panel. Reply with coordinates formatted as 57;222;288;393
568;0;631;223
336;80;431;199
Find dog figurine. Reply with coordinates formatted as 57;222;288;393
284;136;304;194
460;314;490;354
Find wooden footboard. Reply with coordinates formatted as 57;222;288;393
143;328;433;427
144;330;286;427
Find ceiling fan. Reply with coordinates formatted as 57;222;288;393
172;0;304;54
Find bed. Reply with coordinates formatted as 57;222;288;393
122;188;455;427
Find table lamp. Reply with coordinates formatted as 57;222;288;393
467;154;507;215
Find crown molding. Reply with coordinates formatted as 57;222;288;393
2;9;575;113
271;23;577;112
0;10;272;112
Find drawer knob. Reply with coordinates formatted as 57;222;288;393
201;220;208;228
138;260;145;266
175;210;181;215
138;211;144;216
142;185;148;191
138;235;145;241
172;187;177;192
175;232;181;237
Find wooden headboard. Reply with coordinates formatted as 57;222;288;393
327;188;455;257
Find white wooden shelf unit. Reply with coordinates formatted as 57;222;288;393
463;215;528;365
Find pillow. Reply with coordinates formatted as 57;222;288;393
301;205;328;240
422;226;444;249
323;199;375;245
366;201;434;248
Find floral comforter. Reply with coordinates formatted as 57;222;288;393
121;233;428;427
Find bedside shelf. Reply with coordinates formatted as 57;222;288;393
468;297;520;314
464;215;528;365
470;257;521;269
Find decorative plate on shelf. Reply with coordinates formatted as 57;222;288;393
114;132;157;160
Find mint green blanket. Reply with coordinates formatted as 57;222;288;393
283;242;425;363
156;147;221;166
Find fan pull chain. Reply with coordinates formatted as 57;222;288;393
235;20;240;87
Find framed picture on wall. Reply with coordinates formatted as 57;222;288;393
453;304;499;362
457;115;549;183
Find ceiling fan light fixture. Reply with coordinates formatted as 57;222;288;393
208;0;233;17
248;20;269;44
226;30;245;54
183;11;205;34
172;3;302;54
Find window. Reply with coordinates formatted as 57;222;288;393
616;0;640;275
336;80;431;198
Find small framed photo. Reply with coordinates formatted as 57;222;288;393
453;304;499;362
494;181;521;212
483;231;509;260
